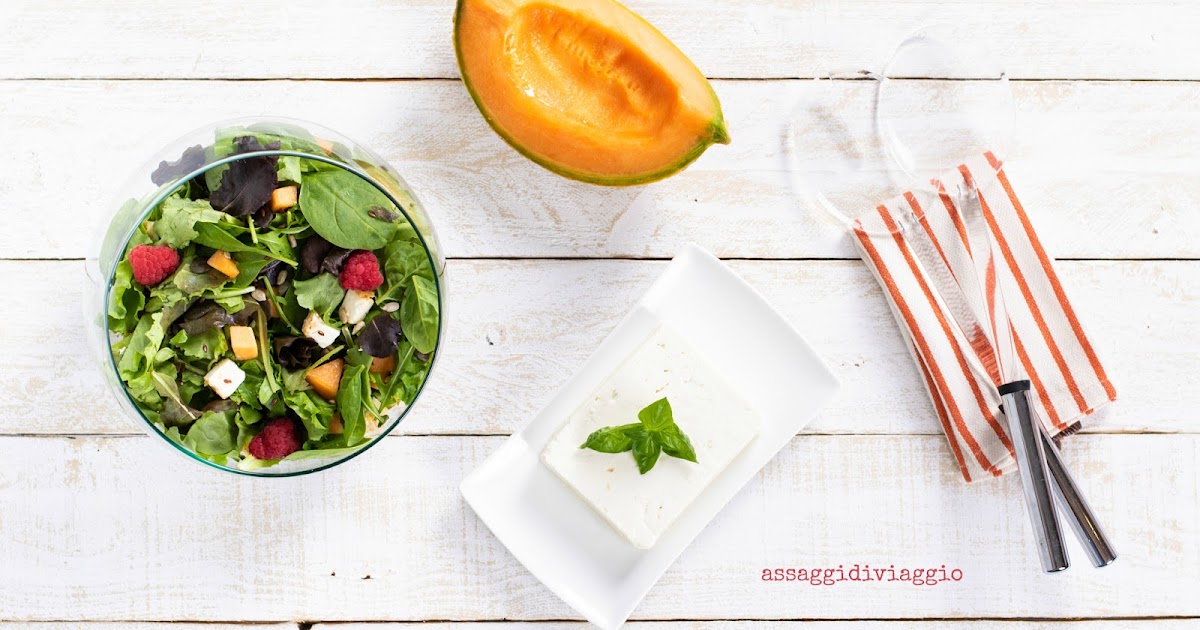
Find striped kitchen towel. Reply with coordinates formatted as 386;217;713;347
850;151;1117;482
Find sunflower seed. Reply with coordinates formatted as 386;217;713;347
277;270;289;285
250;289;267;302
381;302;399;313
287;234;297;248
352;321;366;335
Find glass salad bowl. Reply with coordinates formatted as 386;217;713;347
84;117;446;476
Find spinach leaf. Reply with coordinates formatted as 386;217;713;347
193;222;296;265
185;409;237;455
299;169;398;249
399;275;439;354
378;239;429;303
293;273;344;318
155;197;224;248
336;364;368;447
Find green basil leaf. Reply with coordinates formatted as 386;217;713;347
657;424;698;463
294;273;345;318
580;423;641;453
298;169;398;250
631;430;661;475
637;397;673;432
400;274;439;354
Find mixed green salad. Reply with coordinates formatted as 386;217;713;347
107;129;440;470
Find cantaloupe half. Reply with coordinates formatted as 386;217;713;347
453;0;729;186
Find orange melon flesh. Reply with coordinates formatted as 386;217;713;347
454;0;729;185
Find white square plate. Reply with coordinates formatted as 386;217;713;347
460;244;841;629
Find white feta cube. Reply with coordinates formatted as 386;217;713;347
339;289;375;325
540;324;762;549
302;311;341;349
203;358;246;400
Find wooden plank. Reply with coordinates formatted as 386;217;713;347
0;433;1193;621
312;619;1200;624
0;626;293;629
2;1;1199;80
3;258;1193;436
1;80;1197;261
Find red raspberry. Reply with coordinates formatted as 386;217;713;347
339;250;383;290
248;418;303;460
128;244;180;286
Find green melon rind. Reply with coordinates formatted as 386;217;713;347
452;0;729;187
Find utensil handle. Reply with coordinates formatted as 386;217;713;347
999;380;1069;573
1040;426;1119;568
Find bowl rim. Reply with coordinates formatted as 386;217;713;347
103;147;444;477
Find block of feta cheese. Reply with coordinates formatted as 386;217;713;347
540;324;762;549
302;311;341;349
339;289;374;325
204;358;246;399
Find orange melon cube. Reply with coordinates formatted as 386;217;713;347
369;355;396;375
306;358;344;401
271;186;297;212
207;250;239;278
228;325;258;360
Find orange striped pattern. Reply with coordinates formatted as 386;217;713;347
850;153;1117;482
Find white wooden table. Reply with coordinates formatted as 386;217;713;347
1;1;1198;628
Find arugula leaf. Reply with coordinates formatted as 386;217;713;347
579;397;697;474
299;169;398;250
580;423;640;453
155;197;225;248
293;273;344;318
337;364;368;447
400;275;439;354
152;369;200;427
